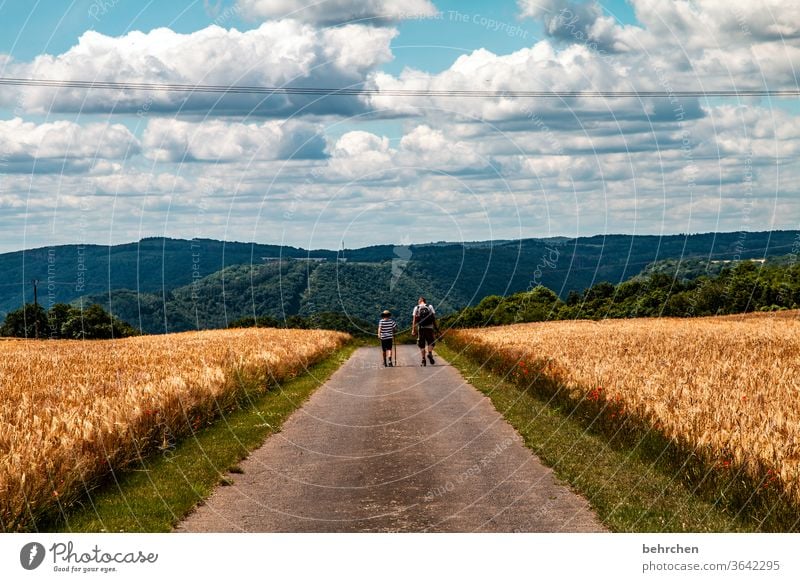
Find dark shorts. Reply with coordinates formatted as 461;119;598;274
381;338;393;351
417;327;436;349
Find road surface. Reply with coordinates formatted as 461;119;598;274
176;345;606;532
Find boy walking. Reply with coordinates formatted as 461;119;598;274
411;296;438;366
378;310;397;367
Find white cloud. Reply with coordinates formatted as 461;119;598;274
368;43;656;124
0;118;139;173
142;118;326;162
517;0;555;20
631;0;800;44
518;0;800;77
371;1;800;129
91;171;193;196
3;21;396;116
697;104;800;158
236;0;437;25
326;130;393;179
7;106;799;252
397;124;486;171
521;0;800;47
518;0;639;54
324;124;491;181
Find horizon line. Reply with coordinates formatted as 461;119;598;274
2;228;796;256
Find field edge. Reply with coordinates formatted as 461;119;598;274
47;341;360;533
437;341;796;533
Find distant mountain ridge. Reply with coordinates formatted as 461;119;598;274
2;230;798;333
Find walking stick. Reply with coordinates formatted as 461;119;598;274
393;336;397;367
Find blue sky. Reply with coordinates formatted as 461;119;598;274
0;0;798;252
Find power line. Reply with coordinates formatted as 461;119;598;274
0;76;797;98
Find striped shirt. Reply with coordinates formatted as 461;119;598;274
378;318;397;340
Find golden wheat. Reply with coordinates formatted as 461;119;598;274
450;311;800;504
0;328;348;531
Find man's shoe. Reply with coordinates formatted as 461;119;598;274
388;361;393;367
427;353;435;365
421;358;427;367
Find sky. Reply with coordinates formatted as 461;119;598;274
0;0;799;252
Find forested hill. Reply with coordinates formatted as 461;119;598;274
0;237;335;316
1;230;797;333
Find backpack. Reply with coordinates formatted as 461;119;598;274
417;304;434;327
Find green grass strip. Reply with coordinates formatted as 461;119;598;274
438;343;765;533
53;343;358;533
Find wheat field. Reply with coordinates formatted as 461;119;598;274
449;312;800;506
0;328;348;532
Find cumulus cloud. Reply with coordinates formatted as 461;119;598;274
8;98;800;252
0;118;139;173
142;119;326;162
627;0;800;83
2;21;396;115
397;124;487;172
90;171;193;196
368;43;699;125
631;0;800;44
518;0;623;52
326;130;393;179
236;0;437;25
521;0;800;46
324;124;492;181
371;0;799;129
518;0;800;75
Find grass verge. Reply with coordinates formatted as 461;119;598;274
437;342;792;532
50;342;358;533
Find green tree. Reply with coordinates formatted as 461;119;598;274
305;312;372;336
60;304;139;339
0;303;49;338
47;303;74;339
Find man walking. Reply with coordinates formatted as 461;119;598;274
411;296;438;366
378;309;397;367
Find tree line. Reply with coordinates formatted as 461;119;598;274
227;312;373;337
0;303;139;339
0;302;374;340
442;259;800;328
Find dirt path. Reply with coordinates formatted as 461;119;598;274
175;345;606;532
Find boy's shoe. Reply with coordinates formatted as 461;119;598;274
421;358;427;367
427;353;435;365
